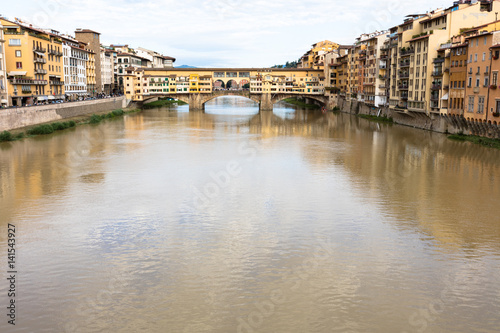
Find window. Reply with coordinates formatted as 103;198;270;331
485;77;489;87
468;77;472;87
483;53;486;61
468;96;474;113
474;54;478;62
9;39;21;46
493;72;498;85
15;50;22;57
470;54;473;63
485;37;487;45
478;97;485;113
476;78;480;87
16;62;22;69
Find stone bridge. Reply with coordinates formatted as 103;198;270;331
141;91;329;111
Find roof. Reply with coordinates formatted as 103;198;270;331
450;43;468;49
75;29;100;35
408;34;431;42
419;13;446;24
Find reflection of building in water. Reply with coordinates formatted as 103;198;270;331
320;114;500;251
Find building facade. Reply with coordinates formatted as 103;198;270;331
135;47;175;68
75;29;102;94
62;37;89;100
101;48;113;95
0;23;9;107
1;18;64;106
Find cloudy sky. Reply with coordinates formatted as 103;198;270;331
3;0;452;67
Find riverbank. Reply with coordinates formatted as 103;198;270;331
0;96;127;132
282;97;321;109
0;108;141;143
335;95;500;144
448;133;500;149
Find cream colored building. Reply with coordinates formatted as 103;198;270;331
101;47;113;94
0;23;9;107
62;36;89;100
135;47;176;68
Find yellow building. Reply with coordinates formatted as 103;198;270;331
298;40;340;70
0;18;65;106
86;50;96;96
189;74;199;93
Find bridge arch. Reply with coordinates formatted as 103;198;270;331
271;94;328;108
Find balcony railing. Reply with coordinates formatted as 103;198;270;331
398;85;409;90
34;58;47;64
35;69;47;74
400;49;415;56
50;80;64;86
432;70;443;76
48;49;63;56
433;57;445;63
9;78;47;85
399;61;410;68
399;73;410;78
33;47;47;53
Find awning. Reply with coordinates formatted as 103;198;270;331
1;99;8;104
8;71;27;76
34;51;46;57
441;93;449;100
37;96;48;101
49;74;61;78
65;93;71;96
48;96;55;100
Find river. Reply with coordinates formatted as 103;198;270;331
0;96;499;332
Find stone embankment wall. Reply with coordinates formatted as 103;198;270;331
0;97;127;131
336;96;500;139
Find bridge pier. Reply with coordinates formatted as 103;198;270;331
259;93;273;111
188;94;205;111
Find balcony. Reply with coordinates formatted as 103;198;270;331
50;80;64;86
35;69;47;74
399;61;410;68
10;78;48;85
34;58;47;64
433;57;445;64
48;49;63;56
400;48;414;56
399;73;410;78
33;47;46;53
432;70;443;77
398;85;409;90
431;84;442;90
401;94;408;100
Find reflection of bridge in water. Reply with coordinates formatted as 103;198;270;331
124;68;330;111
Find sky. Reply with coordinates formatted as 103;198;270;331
2;0;454;67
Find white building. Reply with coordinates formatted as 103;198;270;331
100;48;113;95
0;23;8;107
135;47;175;68
62;36;89;100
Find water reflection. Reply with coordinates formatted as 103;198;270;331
0;97;499;332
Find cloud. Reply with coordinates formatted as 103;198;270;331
4;0;453;67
